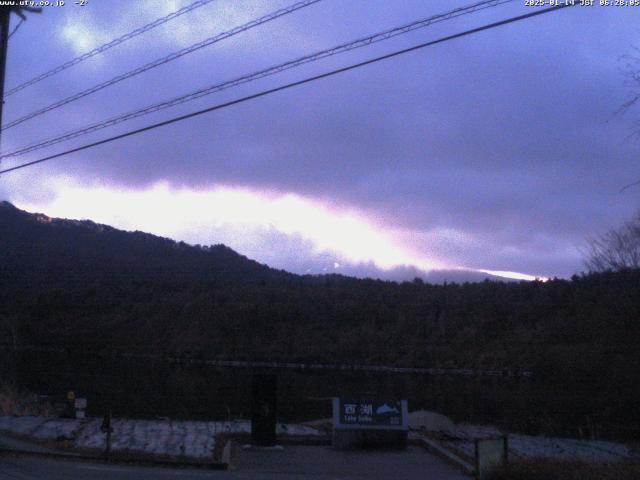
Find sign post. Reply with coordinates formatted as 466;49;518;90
332;398;408;449
74;397;87;419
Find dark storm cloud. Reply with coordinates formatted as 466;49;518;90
2;0;639;278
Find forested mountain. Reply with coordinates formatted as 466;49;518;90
0;201;637;369
2;201;639;435
0;201;291;288
1;200;638;370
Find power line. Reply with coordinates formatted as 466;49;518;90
0;7;41;153
0;3;577;177
0;8;11;150
4;0;218;98
1;0;322;131
1;0;515;160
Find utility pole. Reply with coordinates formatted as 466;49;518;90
0;7;11;138
0;6;41;153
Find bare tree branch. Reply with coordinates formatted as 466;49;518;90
585;211;640;272
616;45;640;189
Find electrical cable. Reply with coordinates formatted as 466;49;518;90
4;0;218;97
0;4;577;176
0;0;515;160
1;0;322;131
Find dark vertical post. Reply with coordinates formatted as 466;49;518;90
0;6;41;154
503;435;508;468
106;426;112;456
474;438;479;480
101;410;113;457
251;374;277;446
0;7;11;149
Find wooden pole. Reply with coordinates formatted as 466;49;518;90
0;7;11;149
0;6;41;153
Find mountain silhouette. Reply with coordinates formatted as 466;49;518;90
0;201;291;289
1;201;638;441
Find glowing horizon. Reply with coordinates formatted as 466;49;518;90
12;179;542;281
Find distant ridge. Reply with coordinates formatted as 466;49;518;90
0;201;516;285
0;201;291;288
1;201;639;441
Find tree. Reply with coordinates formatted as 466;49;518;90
585;211;640;272
617;46;640;192
619;46;640;118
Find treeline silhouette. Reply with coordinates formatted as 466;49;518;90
1;201;639;438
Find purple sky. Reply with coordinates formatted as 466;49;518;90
1;0;639;281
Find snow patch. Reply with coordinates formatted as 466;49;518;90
0;416;321;459
441;424;634;463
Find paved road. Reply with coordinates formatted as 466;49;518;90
238;445;470;479
0;433;72;456
0;446;470;479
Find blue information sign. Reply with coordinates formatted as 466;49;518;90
333;398;408;430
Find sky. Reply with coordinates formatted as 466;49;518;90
1;0;639;281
